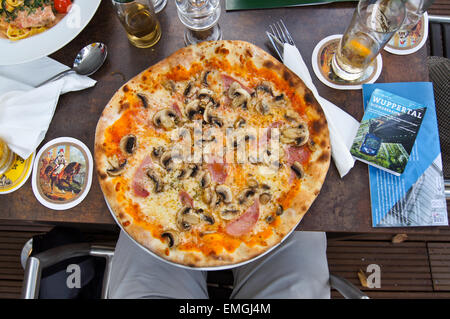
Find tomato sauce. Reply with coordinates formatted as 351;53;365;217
105;50;311;258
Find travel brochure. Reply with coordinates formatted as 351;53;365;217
361;82;448;228
351;88;427;176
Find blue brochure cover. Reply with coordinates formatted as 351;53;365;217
362;82;448;227
351;88;427;176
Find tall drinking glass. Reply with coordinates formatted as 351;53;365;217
332;0;406;81
111;0;162;48
152;0;167;13
176;0;222;46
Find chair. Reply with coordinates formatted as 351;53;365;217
21;243;114;299
428;15;450;58
426;55;450;198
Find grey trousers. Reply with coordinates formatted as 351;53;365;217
108;231;330;299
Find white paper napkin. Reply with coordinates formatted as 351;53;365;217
0;57;96;160
283;43;359;178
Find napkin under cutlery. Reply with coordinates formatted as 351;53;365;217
283;43;360;178
0;57;96;160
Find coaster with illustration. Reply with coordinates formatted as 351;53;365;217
312;34;382;90
385;13;428;55
32;137;93;210
0;152;34;194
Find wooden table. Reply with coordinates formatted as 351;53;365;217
0;0;446;234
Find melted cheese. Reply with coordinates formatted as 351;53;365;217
102;52;310;256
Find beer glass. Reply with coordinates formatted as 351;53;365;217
112;0;162;48
0;139;14;175
332;0;406;81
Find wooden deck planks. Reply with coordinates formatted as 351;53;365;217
428;243;450;291
328;241;434;294
0;221;449;298
429;0;450;16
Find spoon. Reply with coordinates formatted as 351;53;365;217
37;42;108;87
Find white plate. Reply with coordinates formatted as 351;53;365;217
0;0;101;66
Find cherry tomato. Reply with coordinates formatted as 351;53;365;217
54;0;73;14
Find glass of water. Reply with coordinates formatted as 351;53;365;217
152;0;167;13
331;0;406;81
176;0;222;46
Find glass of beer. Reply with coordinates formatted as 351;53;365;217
331;0;406;81
112;0;162;48
0;139;14;175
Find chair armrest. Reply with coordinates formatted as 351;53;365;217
21;243;115;299
329;274;369;299
428;15;450;23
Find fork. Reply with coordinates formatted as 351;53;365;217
266;20;296;62
266;20;316;91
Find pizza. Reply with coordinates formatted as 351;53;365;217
94;40;330;268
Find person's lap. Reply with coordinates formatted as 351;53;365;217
108;231;330;299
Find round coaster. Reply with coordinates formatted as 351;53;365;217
311;34;382;90
384;13;428;55
0;152;35;194
32;137;93;210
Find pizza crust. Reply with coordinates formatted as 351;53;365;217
95;40;330;268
